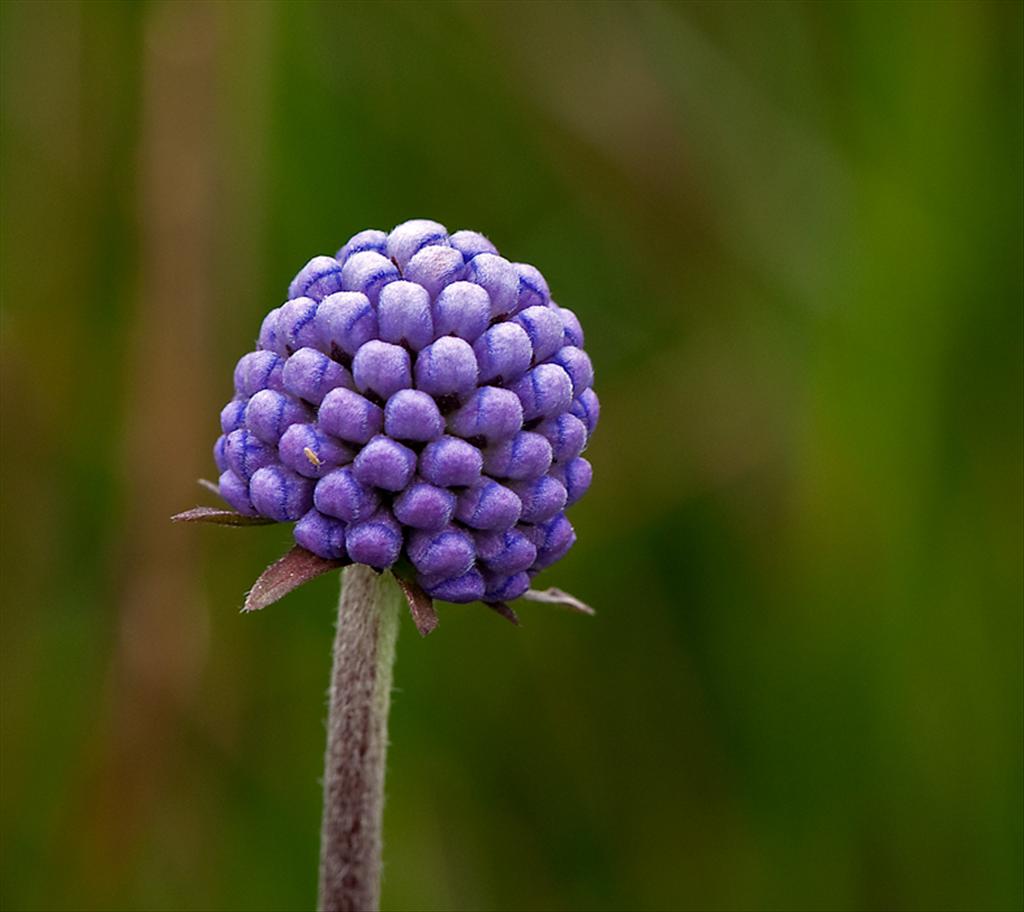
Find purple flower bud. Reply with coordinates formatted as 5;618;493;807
352;435;416;491
557;305;584;348
219;469;257;515
509;474;567;523
221;398;247;433
294;508;347;560
535;412;587;463
337;229;387;264
224;428;277;480
414;336;479;397
483;431;553;481
473;528;537;574
515;263;550;311
511;364;573;421
407;525;475;578
341;251;399;304
404;245;465;299
245;389;313;444
454;478;522;531
250;465;315;521
279;423;354;478
288;256;345;301
432;281;492;342
234;351;285;397
421;567;485;604
384;389;444;442
213;221;595;591
345;509;402;569
418;435;483;487
316;291;378;358
483;570;530;602
377;281;434;352
464;253;519;318
531;512;576;571
570;388;600;435
449;229;498;261
214;435;228;472
281;347;351;405
277;296;321;353
314;466;379;522
393;481;456;530
258;306;286;355
352;341;412;400
386;219;448;270
513;305;564;364
319;387;384;444
516;522;545;550
550;345;594;397
448;386;523;442
472;322;532;384
550;456;592;506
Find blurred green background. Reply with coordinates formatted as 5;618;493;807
2;1;1021;910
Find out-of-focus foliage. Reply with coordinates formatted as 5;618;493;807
1;2;1020;910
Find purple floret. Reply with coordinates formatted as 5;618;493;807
278;423;353;478
316;291;378;358
414;336;479;397
432;281;492;342
449;230;497;261
393;481;455;530
511;363;573;421
514;263;550;311
514;305;564;364
214;218;596;605
384;390;444;442
282;347;351;405
473;322;533;385
352;341;412;401
319;387;384;444
422;567;486;603
314;466;379;523
352;435;416;492
407;525;475;579
341;251;399;304
221;398;247;434
288;257;345;302
234;351;285;397
483;431;553;481
418;435;483;487
377;281;434;352
448;386;523;442
278;297;321;353
464;253;519;318
386;219;448;270
345;509;403;569
294;508;347;560
249;465;314;521
483;570;531;603
454;478;523;531
337;229;387;264
245;390;313;444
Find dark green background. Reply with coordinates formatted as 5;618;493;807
2;2;1021;910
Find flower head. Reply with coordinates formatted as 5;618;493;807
214;219;596;604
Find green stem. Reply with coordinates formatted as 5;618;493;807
317;565;401;912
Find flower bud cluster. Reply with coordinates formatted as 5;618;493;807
215;220;597;603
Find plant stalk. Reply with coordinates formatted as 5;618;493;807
317;565;401;912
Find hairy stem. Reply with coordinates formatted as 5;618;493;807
318;565;401;912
